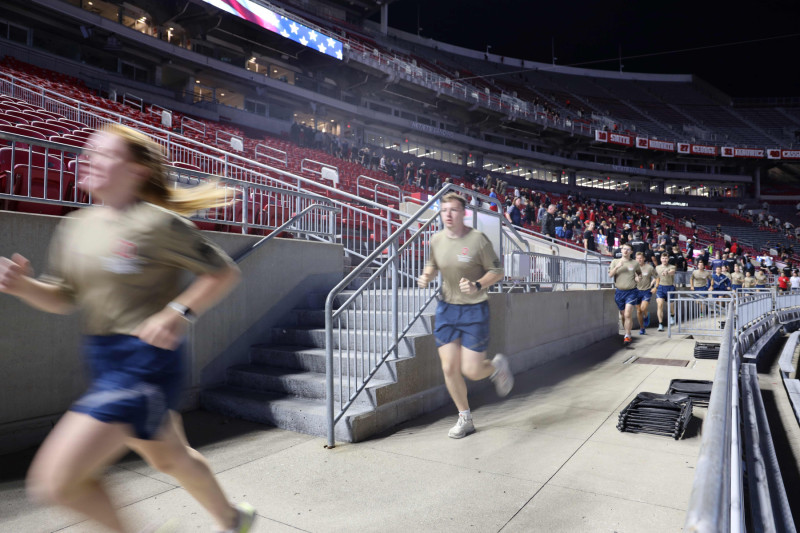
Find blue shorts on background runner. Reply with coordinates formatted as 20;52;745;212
656;284;674;300
614;288;639;310
638;289;653;303
435;300;490;352
70;335;185;440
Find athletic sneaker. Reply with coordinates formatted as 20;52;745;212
623;336;632;347
658;324;664;332
217;503;256;533
490;353;514;397
448;413;475;439
643;315;650;328
639;328;646;335
669;316;675;325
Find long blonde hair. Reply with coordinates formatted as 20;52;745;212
102;124;232;216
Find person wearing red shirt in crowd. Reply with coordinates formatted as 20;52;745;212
778;272;790;293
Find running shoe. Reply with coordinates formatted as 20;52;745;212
490;353;514;397
448;413;475;439
669;316;675;325
217;503;256;533
639;328;646;335
658;324;664;332
623;336;632;347
643;315;650;328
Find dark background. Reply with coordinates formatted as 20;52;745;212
378;0;800;98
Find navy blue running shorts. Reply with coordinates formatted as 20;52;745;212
434;300;490;352
656;284;674;300
70;335;184;440
638;288;653;303
614;288;639;311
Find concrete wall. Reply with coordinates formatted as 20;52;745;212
355;289;620;440
0;211;343;453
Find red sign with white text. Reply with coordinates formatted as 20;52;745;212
608;133;633;146
781;150;800;160
690;144;717;156
733;147;764;158
648;139;675;152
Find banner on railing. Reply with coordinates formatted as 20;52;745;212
722;146;764;158
636;137;675;152
678;143;717;156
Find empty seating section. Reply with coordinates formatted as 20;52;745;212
1;58;470;228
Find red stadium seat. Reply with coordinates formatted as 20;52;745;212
8;164;75;215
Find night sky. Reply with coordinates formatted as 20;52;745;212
380;0;800;98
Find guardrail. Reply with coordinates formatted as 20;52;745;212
254;143;287;167
668;291;734;338
356;174;403;205
323;183;621;447
683;287;800;531
505;251;612;290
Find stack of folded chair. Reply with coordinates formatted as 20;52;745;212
617;392;693;439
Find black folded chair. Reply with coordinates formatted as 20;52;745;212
667;379;713;407
694;342;720;360
617;392;693;439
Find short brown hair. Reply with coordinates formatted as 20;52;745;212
661;253;669;259
440;192;466;209
635;252;644;257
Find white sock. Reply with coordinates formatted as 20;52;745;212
459;409;472;419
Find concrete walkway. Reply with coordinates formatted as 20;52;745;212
0;331;714;533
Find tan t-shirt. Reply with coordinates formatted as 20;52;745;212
42;202;234;335
426;229;503;305
755;271;767;285
731;272;745;285
637;263;656;291
610;258;641;290
656;264;677;286
743;276;757;288
691;269;712;288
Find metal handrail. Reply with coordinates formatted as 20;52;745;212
684;306;738;533
323;182;615;447
234;203;340;263
254;143;287;166
355;174;403;205
324;185;456;447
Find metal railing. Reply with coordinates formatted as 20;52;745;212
668;291;734;337
323;183;618;447
324;186;447;447
355;174;403;205
504;251;612;290
683;287;800;531
254;143;287;167
0;132;338;238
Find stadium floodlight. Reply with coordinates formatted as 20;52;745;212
199;0;343;61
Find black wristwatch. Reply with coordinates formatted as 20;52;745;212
474;281;482;291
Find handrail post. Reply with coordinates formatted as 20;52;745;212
325;295;335;448
391;238;399;359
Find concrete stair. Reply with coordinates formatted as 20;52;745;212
200;285;437;442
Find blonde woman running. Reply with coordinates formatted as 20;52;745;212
0;125;255;533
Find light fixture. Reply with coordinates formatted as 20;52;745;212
169;27;174;31
195;80;200;83
220;93;225;96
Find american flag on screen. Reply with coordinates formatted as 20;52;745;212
201;0;344;60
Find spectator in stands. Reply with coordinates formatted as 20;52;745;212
635;252;657;335
417;193;512;439
379;154;387;173
741;255;756;276
710;251;726;272
542;204;557;239
524;201;537;227
778;271;790;293
488;187;499;211
0;125;254;533
609;243;641;347
553;210;565;238
505;197;523;226
430;168;440;191
565;215;575;241
583;221;596;252
791;270;800;290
